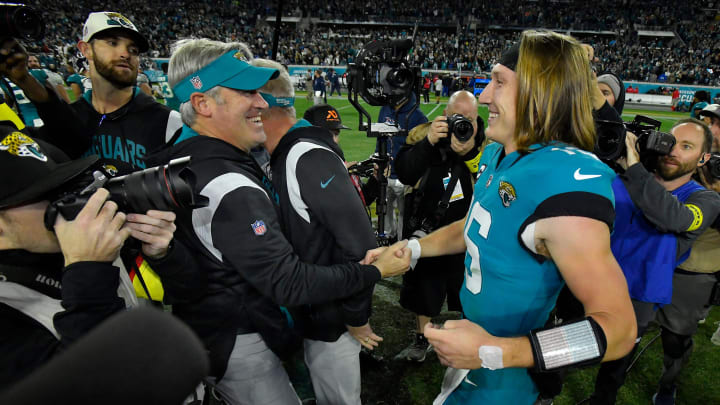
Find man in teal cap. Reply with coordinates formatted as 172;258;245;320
164;38;411;405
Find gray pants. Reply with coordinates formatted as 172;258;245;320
384;178;405;239
212;333;301;405
655;272;717;390
304;332;362;405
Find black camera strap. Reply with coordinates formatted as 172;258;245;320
433;162;464;223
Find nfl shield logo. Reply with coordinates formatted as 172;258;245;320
251;220;267;236
190;76;203;90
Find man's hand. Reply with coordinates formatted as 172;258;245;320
450;132;475;156
427;116;449;145
347;323;383;350
424;320;489;369
54;188;132;266
0;38;49;102
372;240;411;277
124;210;177;260
624;131;640;167
0;38;29;83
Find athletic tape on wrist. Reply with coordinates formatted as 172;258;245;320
478;345;504;370
407;239;421;269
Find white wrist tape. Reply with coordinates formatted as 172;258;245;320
407;239;421;269
478;345;504;370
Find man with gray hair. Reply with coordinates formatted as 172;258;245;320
254;58;379;405
164;39;410;405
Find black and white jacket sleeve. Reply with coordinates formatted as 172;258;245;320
196;172;381;307
296;148;378;326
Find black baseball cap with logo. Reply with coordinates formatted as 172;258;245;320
303;104;350;131
0;126;98;209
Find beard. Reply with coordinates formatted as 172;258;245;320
655;156;697;181
92;53;137;89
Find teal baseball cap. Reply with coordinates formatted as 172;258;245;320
172;50;279;103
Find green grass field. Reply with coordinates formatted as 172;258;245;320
293;92;720;405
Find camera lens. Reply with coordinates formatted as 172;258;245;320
0;5;44;40
454;120;474;142
386;68;412;89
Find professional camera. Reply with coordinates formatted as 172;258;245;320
43;157;208;230
346;34;422;245
596;115;675;169
707;153;720;180
0;3;43;40
347;39;420;108
446;114;474;142
348;153;386;178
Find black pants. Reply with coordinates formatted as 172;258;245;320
590;300;654;405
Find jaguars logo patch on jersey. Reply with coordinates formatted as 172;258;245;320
498;180;517;207
0;132;47;162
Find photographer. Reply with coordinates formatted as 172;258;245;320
165;38;410;404
393;90;485;362
377;91;428;242
0;128;131;388
699;104;720;151
591;118;720;405
651;163;720;403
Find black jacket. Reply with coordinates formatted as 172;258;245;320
396;121;480;236
166;134;381;377
0;250;125;389
34;88;182;174
270;125;377;342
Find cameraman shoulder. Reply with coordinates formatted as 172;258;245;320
406;121;431;146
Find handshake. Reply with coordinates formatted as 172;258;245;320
360;240;414;278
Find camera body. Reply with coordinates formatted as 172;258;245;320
707;153;720;180
446;114;474;142
347;39;421;108
348;153;387;178
0;4;44;40
43;157;208;230
595;115;675;169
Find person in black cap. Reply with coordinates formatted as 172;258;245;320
304;103;383;208
0;126;130;389
303;103;350;142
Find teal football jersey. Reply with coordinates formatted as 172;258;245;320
446;142;616;404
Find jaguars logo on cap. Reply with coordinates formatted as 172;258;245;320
0;132;47;162
498;180;516;207
233;51;249;62
105;12;136;30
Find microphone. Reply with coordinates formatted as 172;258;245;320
0;307;209;405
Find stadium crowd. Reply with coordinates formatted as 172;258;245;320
20;0;720;86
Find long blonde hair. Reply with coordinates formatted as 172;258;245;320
514;30;597;152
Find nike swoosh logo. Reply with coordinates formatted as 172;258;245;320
320;175;336;189
463;375;477;387
574;168;602;181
